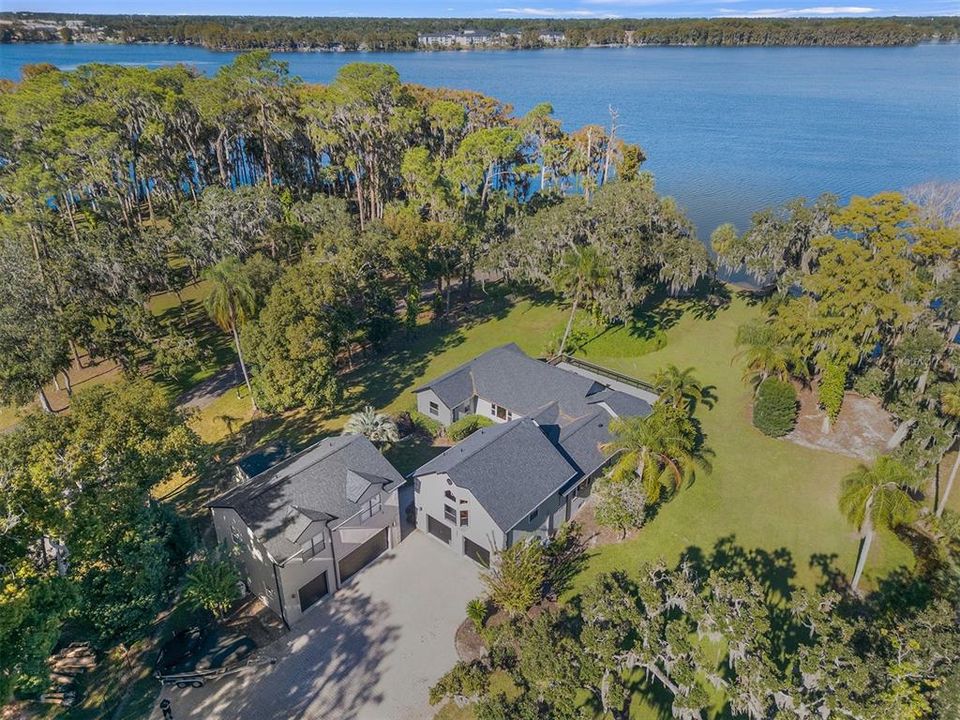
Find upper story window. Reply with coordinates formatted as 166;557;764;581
302;532;326;561
459;510;469;527
444;504;457;523
429;401;439;416
528;509;538;522
359;493;383;522
445;490;456;502
231;524;242;545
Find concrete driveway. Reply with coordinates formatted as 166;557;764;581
155;531;482;720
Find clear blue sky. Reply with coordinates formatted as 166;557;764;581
9;0;960;18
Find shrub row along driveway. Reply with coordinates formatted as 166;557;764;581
155;531;483;720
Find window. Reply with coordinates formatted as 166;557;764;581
231;524;242;546
302;532;326;561
359;493;383;522
459;510;469;527
491;404;511;421
528;509;539;522
429;401;439;416
445;490;456;502
444;504;456;523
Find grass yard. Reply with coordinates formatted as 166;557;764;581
566;291;913;595
188;286;913;593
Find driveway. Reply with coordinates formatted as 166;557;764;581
154;531;482;720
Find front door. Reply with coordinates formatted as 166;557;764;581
298;571;329;613
338;528;389;583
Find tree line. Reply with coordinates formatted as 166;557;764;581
0;54;713;415
2;13;959;50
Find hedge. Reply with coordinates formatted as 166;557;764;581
448;414;494;441
753;377;798;437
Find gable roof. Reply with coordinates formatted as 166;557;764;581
415;343;607;421
208;434;404;564
414;418;578;531
413;346;657;526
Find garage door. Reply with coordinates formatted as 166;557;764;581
427;515;451;544
298;571;329;613
463;537;490;567
338;528;389;583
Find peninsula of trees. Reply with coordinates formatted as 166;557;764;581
2;13;958;51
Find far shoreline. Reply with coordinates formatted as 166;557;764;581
4;39;959;54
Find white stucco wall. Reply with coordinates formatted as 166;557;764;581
415;471;506;560
416;388;455;426
474;397;518;423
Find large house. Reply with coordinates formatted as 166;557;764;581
207;434;404;625
412;344;654;565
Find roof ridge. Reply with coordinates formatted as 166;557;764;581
208;434;360;507
416;418;523;474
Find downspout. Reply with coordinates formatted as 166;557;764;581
272;563;290;630
327;524;342;589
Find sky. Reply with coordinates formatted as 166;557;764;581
7;0;960;18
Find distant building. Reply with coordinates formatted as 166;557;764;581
538;31;566;44
418;29;499;48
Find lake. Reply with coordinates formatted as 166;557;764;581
2;42;959;240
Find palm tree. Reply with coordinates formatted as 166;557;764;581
602;403;709;504
653;365;712;411
937;383;960;517
553;245;608;357
839;455;923;592
204;258;257;411
734;320;792;391
344;406;400;446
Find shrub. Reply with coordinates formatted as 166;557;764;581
818;362;847;421
182;548;242;619
448;414;494;441
466;597;489;632
753;377;799;437
428;660;489;705
543;324;590;356
481;538;547;616
409;410;443;438
853;366;888;399
594;473;647;538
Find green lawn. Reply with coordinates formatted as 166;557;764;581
193;287;913;593
567;292;913;595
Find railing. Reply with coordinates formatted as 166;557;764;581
549;354;657;393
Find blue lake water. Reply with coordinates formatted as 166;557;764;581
2;42;959;239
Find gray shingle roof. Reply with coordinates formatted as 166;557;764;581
414;418;578;531
413;345;656;524
587;389;654;418
415;343;607;421
208;434;404;563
